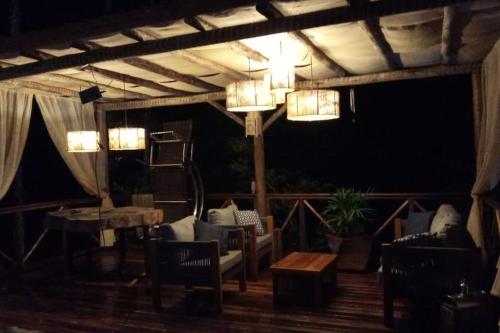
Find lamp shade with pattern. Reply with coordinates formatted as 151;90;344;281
67;131;101;153
108;127;145;150
225;80;275;112
287;89;340;121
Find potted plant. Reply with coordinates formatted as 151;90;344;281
322;188;373;271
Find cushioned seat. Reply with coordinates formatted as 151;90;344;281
219;250;243;273
256;234;272;251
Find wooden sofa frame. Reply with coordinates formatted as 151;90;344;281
223;215;281;280
149;228;246;312
382;217;482;327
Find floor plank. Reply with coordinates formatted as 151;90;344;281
0;248;405;333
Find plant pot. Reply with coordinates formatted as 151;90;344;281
326;234;343;254
326;233;373;272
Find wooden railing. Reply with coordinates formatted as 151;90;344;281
206;192;470;251
0;197;98;269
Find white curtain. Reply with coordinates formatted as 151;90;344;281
0;89;33;200
467;39;500;256
35;95;108;197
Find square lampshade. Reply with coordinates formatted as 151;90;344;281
67;131;101;153
108;127;146;150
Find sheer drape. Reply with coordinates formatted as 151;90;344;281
35;95;107;197
467;39;500;258
0;89;33;200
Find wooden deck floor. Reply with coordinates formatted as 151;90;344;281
0;249;406;333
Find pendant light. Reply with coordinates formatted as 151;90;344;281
67;97;101;153
287;55;340;121
269;40;295;104
226;58;275;112
108;80;146;150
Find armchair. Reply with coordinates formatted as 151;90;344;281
149;228;246;312
382;243;481;327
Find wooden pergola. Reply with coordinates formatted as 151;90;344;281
1;0;499;215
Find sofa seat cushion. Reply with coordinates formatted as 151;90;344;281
219;250;243;273
256;234;272;251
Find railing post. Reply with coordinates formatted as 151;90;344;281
299;199;307;251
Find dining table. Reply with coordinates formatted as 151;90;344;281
44;206;163;279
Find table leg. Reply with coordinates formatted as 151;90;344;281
118;229;127;274
313;276;322;307
142;225;150;277
272;274;280;305
61;230;70;280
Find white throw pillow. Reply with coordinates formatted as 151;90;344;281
168;215;195;241
429;204;461;235
207;203;238;225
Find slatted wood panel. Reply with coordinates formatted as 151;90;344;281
0;248;406;333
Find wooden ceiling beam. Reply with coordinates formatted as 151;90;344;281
46;73;151;99
75;35;221;92
136;27;247;81
97;91;226;111
18;47;151;99
97;63;476;111
0;0;262;56
441;4;470;65
175;50;247;81
358;19;402;70
346;0;402;70
256;2;348;76
189;16;268;63
0;0;475;81
122;57;221;91
82;65;189;96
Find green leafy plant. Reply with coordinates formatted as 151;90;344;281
322;188;372;237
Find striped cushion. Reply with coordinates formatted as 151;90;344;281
234;210;265;236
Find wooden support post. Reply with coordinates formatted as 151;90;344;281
471;69;483;158
253;113;267;216
13;168;24;267
299;200;307;251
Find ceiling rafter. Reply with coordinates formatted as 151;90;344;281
346;0;402;70
18;48;151;99
134;27;248;81
0;0;262;56
0;60;80;97
441;3;471;65
82;65;190;96
358;19;402;70
121;57;222;91
76;35;222;92
256;1;348;77
186;16;268;63
0;0;476;82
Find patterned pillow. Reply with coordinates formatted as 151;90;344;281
234;210;265;236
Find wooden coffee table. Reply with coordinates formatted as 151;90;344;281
270;251;337;306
